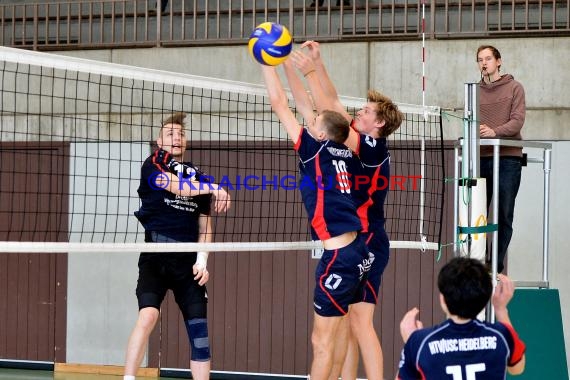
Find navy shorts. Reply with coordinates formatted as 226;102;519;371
360;230;390;304
136;231;207;320
313;234;372;317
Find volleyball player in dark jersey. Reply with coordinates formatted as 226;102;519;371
260;63;372;380
397;257;526;379
125;112;230;380
290;41;403;380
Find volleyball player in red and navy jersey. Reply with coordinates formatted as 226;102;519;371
290;41;403;380
397;257;526;379
295;126;362;241
260;62;372;380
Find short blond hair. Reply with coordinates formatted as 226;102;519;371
367;90;403;138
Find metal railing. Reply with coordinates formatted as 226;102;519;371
0;0;568;50
453;138;552;290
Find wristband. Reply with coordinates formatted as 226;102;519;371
304;69;316;77
196;251;209;269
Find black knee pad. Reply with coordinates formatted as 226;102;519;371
184;318;210;361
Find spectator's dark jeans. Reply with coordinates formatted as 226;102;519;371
480;156;522;273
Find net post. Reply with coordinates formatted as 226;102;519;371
464;83;480;178
542;148;552;284
453;144;460;256
461;83;481;256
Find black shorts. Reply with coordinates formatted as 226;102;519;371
136;233;207;319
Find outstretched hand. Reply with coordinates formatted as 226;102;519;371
289;50;316;77
492;274;514;310
400;307;424;343
212;186;231;213
300;40;322;62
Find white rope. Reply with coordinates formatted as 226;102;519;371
0;46;440;117
0;240;439;254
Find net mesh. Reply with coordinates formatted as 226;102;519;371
0;46;444;252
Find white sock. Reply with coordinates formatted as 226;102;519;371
124;376;135;380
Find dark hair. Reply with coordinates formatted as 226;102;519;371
367;90;403;138
438;257;493;319
476;45;502;72
160;112;187;135
321;109;350;144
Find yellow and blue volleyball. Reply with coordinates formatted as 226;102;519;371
248;22;293;66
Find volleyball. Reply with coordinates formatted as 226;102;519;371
248;22;293;66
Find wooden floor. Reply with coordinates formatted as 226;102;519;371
0;368;168;380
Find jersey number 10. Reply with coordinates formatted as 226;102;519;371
332;159;351;194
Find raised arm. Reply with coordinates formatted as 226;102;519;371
291;41;351;123
261;64;302;144
282;59;314;126
492;274;526;375
399;307;424;344
492;274;515;327
289;43;359;152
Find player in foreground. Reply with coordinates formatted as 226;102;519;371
397;257;526;379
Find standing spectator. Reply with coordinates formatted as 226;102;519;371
477;45;526;273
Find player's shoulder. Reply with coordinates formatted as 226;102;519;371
359;133;388;151
141;154;159;171
488;320;516;336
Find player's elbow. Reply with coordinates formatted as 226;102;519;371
507;355;526;376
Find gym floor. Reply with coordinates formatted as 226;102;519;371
0;368;174;380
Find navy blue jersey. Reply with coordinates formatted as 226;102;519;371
350;121;390;233
398;319;526;380
294;128;361;240
134;154;212;242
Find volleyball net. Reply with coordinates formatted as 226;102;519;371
0;46;444;253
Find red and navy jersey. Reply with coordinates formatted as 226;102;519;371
134;154;212;242
294;128;361;241
398;319;526;380
351;121;390;233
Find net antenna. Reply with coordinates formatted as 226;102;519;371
0;46;444;254
420;0;429;251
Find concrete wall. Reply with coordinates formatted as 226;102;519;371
55;37;569;373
